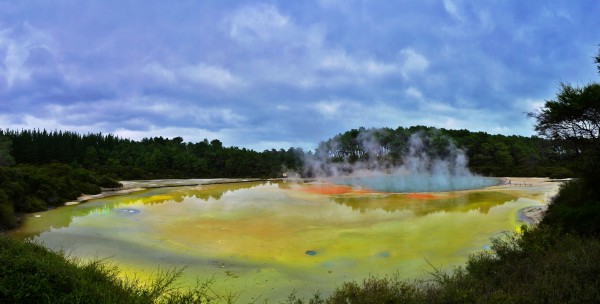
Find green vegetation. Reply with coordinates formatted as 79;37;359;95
0;130;304;229
0;163;119;229
542;178;600;236
1;130;304;180
526;67;600;236
0;235;237;304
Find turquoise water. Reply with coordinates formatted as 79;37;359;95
333;174;500;192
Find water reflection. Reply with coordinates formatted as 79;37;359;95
330;191;518;215
13;181;267;239
10;179;558;302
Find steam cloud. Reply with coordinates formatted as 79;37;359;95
303;129;499;192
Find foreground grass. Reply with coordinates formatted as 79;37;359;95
0;235;234;304
3;226;600;303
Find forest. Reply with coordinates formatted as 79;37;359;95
0;130;304;179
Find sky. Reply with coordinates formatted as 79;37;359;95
1;1;599;151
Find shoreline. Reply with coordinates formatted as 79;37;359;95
489;177;567;225
518;205;549;225
11;176;565;231
64;178;275;206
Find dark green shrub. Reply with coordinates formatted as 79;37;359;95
78;182;102;195
18;196;47;213
97;175;122;188
0;236;235;304
548;167;574;179
0;203;15;229
327;275;423;304
542;179;600;236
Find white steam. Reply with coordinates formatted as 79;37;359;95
303;130;498;192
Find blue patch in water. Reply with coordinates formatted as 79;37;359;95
115;208;141;215
305;250;317;256
321;261;335;267
377;251;390;258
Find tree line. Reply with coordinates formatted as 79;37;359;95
1;129;305;179
0;124;575;229
1;126;575;182
0;130;306;229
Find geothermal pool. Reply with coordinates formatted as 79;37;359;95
11;179;560;302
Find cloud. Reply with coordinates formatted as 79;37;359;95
142;63;176;83
143;63;243;89
318;50;397;77
521;98;546;113
228;3;291;44
15;94;247;134
1;1;599;152
180;64;242;89
405;87;423;99
223;3;400;89
313;100;343;118
399;48;429;78
1;35;31;87
0;24;61;89
443;0;463;21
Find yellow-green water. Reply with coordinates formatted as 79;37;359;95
11;179;561;302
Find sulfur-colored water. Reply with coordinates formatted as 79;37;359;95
10;179;560;302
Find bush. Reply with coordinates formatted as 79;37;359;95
19;196;47;213
542;179;600;236
0;203;16;229
327;275;423;304
0;236;239;304
0;235;152;303
97;175;122;188
0;164;124;228
548;167;574;179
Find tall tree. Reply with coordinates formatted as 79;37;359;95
0;134;15;167
531;46;600;235
528;48;600;156
596;46;600;74
527;83;600;157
